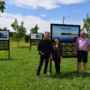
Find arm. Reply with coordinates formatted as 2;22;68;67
87;45;90;53
50;41;52;56
87;39;90;53
60;44;63;60
60;44;63;56
37;39;44;55
75;38;78;54
75;45;77;52
50;45;54;60
49;41;53;57
51;45;54;55
37;39;41;51
75;45;78;55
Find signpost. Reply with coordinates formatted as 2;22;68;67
30;33;43;50
0;30;10;59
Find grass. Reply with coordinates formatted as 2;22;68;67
0;38;90;90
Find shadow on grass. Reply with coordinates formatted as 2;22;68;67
48;71;90;79
18;46;30;49
0;58;19;61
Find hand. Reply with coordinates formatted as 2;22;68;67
75;51;77;55
87;51;89;54
50;54;52;58
60;56;62;60
41;52;45;55
50;56;53;60
50;54;53;59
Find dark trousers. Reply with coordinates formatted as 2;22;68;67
77;50;88;63
37;55;49;75
53;57;61;74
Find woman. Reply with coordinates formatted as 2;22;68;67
50;37;63;74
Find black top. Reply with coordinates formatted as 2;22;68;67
37;39;52;56
53;46;58;59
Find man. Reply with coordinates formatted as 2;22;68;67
36;31;52;78
75;31;90;73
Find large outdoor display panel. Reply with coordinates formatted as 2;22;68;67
50;24;80;73
50;24;80;58
0;31;9;40
0;30;10;59
0;30;9;50
31;33;42;39
30;33;43;50
51;24;80;43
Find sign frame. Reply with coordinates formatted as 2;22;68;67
30;33;43;39
30;33;43;50
51;24;80;43
0;30;10;59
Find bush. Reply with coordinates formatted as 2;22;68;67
25;35;29;42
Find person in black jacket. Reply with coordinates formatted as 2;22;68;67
36;31;52;78
50;37;63;74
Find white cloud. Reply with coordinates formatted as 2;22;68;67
41;14;46;17
0;13;84;35
8;0;87;10
73;9;81;12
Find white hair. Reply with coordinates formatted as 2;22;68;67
44;31;50;35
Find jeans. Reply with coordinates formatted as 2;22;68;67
37;54;49;75
53;56;61;74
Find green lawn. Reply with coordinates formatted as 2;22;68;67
0;39;90;90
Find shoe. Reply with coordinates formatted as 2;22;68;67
77;71;81;73
44;74;47;77
48;72;52;75
57;72;60;74
84;72;87;74
36;75;39;78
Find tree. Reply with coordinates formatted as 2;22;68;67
0;0;5;17
0;27;7;30
30;24;39;33
82;13;90;33
11;18;26;47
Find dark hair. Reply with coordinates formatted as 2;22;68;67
54;37;59;44
54;37;59;41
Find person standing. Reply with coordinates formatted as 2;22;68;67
36;32;52;78
50;37;63;74
75;31;90;73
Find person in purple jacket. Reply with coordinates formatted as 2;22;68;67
75;31;90;73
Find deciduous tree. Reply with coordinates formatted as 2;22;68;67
11;18;26;47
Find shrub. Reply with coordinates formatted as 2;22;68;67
25;35;29;42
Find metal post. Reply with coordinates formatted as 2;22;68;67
30;35;31;51
8;49;10;59
63;16;65;24
63;16;69;24
8;31;10;59
50;59;52;73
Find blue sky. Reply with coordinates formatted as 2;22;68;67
0;0;90;35
0;31;8;34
